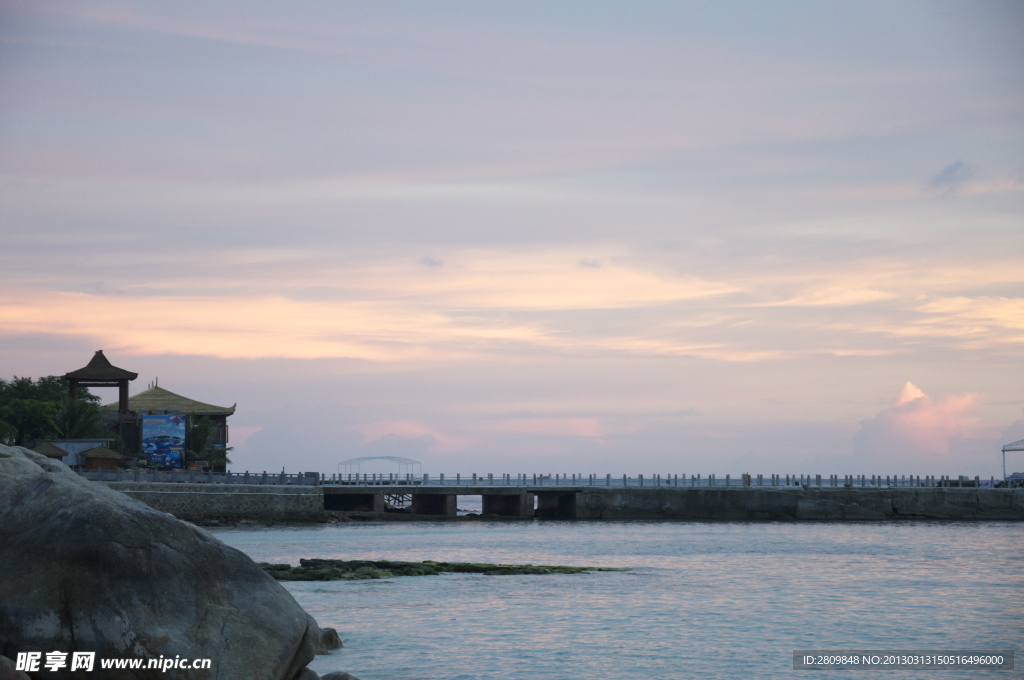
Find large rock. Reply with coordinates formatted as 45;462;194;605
0;655;31;680
0;445;320;680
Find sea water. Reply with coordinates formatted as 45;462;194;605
212;521;1023;680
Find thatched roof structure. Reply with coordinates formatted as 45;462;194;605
81;446;123;460
32;442;69;459
104;386;235;416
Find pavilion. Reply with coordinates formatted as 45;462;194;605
63;350;138;412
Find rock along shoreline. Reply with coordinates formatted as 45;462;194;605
0;445;360;680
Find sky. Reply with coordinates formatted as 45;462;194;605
1;0;1023;477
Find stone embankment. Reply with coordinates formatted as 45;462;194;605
102;481;325;523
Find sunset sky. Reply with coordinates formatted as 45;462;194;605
2;1;1022;476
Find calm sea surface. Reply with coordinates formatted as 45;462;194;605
211;521;1023;680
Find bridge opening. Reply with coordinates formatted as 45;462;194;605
324;493;378;512
481;494;517;516
536;491;576;519
410;493;456;516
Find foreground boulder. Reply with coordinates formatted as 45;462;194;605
0;445;319;680
0;655;30;680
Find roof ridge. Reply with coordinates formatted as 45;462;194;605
102;384;235;415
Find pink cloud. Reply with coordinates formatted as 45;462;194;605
852;382;979;467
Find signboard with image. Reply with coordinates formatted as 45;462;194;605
141;414;185;468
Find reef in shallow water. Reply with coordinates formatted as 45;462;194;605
259;558;626;581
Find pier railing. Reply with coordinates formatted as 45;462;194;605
323;472;1003;489
75;469;1007;488
77;469;321;486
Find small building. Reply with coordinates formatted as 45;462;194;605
32;442;69;460
35;438;116;468
81;445;123;471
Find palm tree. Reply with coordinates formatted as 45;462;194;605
55;395;108;439
0;398;57;447
185;416;232;469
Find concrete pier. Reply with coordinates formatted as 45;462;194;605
96;480;1024;523
566;486;1024;521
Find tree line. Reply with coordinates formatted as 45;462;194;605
0;376;228;467
0;376;106;446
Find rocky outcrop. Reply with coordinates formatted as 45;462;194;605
317;628;343;654
0;445;319;680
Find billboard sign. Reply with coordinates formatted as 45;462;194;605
142;414;185;468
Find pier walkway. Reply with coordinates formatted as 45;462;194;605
77;469;1023;521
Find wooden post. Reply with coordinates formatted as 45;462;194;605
118;380;129;412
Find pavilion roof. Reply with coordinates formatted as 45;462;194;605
63;350;138;381
104;385;235;416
